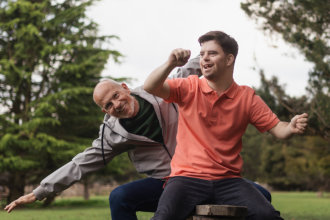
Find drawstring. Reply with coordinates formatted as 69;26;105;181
154;97;175;160
101;123;106;166
101;97;175;166
162;143;172;159
101;123;171;165
171;103;177;113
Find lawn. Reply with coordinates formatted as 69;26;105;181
1;192;329;220
272;192;330;220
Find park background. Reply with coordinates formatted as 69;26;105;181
0;0;329;219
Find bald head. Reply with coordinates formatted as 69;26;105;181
93;79;139;118
93;79;121;107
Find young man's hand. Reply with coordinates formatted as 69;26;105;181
289;113;308;134
168;48;191;68
144;48;191;99
269;113;308;139
4;192;36;213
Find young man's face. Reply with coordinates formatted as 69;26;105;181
97;82;138;119
199;40;229;81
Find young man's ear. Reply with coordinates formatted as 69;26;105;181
226;54;235;66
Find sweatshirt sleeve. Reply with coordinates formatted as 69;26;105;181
33;124;120;200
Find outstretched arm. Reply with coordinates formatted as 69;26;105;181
269;113;308;139
4;124;120;213
4;193;36;213
143;48;191;99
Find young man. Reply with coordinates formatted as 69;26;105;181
144;31;308;220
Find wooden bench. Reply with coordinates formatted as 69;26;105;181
187;204;248;220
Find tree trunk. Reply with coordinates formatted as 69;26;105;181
7;173;25;204
83;177;89;200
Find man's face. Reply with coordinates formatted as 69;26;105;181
96;82;138;119
199;40;228;81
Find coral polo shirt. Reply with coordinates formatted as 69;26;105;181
165;75;279;180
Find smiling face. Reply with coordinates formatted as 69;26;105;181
93;80;139;119
199;40;231;82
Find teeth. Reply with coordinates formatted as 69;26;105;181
116;106;124;113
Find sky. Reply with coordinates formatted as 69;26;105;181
87;0;313;97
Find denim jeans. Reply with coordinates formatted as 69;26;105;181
109;178;163;220
152;177;282;220
109;177;272;220
245;179;272;202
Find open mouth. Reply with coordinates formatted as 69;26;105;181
203;64;213;70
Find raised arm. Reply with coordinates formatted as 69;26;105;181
268;113;308;139
143;48;191;99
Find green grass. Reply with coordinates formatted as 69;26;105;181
272;192;330;220
1;192;329;220
0;196;153;220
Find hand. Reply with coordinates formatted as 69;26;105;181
289;113;308;134
4;192;36;213
168;48;191;67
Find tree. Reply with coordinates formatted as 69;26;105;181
240;70;330;191
241;0;330;140
0;0;121;203
240;0;330;190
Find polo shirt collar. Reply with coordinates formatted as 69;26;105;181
201;77;238;99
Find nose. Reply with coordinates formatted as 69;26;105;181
200;53;209;61
113;100;121;110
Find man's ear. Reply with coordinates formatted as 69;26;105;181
121;83;130;93
226;54;235;66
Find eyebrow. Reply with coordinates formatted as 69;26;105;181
200;50;218;55
103;90;120;109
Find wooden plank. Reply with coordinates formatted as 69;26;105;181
195;205;248;217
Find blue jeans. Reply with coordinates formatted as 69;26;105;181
245;179;272;202
109;177;271;220
109;178;163;220
152;177;282;220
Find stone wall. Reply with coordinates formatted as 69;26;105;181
23;182;119;198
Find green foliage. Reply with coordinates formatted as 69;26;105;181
242;71;329;190
0;0;122;202
240;1;329;190
241;0;330;139
243;117;330;191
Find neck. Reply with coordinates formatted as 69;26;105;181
205;69;234;94
131;98;140;117
206;79;233;95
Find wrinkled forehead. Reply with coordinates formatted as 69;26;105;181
94;81;122;103
97;81;121;93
